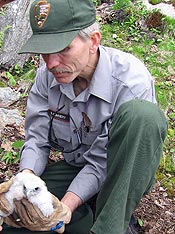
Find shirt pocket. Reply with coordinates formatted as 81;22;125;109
81;124;102;146
52;119;71;143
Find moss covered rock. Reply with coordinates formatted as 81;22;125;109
149;0;162;5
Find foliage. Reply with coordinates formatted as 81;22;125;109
157;153;175;196
5;71;17;86
0;25;11;50
0;56;38;92
93;0;99;6
137;218;143;227
114;0;131;9
1;140;24;164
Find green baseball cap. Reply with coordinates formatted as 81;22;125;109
19;0;96;54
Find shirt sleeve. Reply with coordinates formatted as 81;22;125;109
20;66;51;175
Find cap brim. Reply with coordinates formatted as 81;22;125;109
19;30;79;54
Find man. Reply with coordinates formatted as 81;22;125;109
0;0;168;233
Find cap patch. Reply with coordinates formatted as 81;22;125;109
34;0;50;28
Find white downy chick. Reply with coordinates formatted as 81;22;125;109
21;172;54;217
0;172;54;218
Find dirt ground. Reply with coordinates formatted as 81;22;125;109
134;184;175;233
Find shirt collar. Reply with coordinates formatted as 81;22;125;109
88;46;112;103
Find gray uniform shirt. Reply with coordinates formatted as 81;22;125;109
20;46;156;202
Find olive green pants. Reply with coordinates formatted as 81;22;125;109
2;100;168;234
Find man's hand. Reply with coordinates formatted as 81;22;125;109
0;177;13;193
0;177;14;231
4;194;72;233
0;177;14;215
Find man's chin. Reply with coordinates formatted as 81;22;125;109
54;75;74;84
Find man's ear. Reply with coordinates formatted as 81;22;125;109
90;31;101;54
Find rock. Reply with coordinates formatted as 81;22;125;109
0;0;32;68
142;0;175;18
0;108;24;136
0;87;20;107
149;0;161;5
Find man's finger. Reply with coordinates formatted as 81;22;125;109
0;178;14;194
14;198;46;223
0;194;12;214
14;199;35;225
0;217;3;226
4;213;23;228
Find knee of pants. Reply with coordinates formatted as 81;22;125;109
110;99;168;141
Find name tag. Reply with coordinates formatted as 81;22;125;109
48;110;70;122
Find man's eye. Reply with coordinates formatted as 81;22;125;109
61;47;70;53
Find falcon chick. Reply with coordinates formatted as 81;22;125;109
0;172;54;218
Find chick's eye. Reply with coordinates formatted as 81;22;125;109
34;187;39;191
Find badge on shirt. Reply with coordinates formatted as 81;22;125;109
82;112;92;133
48;110;70;122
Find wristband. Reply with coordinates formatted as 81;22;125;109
51;221;63;231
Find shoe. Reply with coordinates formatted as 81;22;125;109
125;215;139;234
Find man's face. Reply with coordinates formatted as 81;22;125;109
42;35;95;84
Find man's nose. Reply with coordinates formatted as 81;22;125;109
44;53;61;70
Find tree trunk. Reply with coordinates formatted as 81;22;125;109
0;0;32;68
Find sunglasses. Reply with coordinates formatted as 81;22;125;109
48;106;82;153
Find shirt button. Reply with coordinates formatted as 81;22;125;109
73;103;78;107
77;153;81;157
